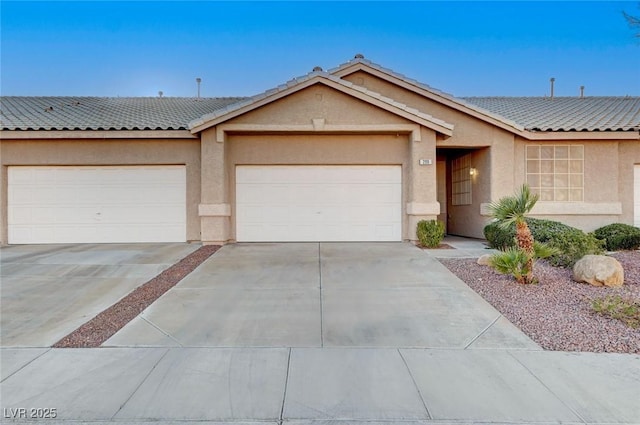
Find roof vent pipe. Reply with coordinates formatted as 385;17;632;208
550;77;555;99
158;91;163;98
580;85;585;98
196;78;202;99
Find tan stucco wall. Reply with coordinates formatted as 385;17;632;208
341;71;519;238
231;84;410;126
0;138;201;244
341;71;640;235
342;73;513;146
511;138;628;232
619;140;640;226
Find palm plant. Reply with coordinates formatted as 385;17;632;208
488;184;539;284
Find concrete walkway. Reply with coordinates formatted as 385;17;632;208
2;242;639;424
423;235;498;258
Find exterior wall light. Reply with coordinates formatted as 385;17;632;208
469;167;477;176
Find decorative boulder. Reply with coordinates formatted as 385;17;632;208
477;254;493;266
573;255;624;288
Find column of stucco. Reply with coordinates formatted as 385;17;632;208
406;127;439;241
199;128;231;244
486;132;516;212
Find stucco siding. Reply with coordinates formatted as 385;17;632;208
342;71;518;238
342;71;513;149
512;138;628;232
231;84;410;126
0;138;201;243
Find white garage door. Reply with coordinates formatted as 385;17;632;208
8;166;186;244
236;165;401;242
635;165;640;227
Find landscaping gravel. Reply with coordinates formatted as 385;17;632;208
440;251;640;354
53;245;220;348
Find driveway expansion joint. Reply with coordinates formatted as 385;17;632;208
463;313;502;349
398;348;433;419
51;245;220;348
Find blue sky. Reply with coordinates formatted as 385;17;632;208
2;1;639;97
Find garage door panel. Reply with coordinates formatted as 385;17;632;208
635;165;640;227
236;165;401;242
102;205;185;224
8;166;186;244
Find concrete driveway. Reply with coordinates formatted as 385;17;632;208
105;242;538;349
0;243;199;347
4;242;640;424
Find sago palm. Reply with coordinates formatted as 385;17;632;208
488;184;539;284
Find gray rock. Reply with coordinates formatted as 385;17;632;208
573;255;624;287
477;254;493;266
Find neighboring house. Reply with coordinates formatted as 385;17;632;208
1;55;639;245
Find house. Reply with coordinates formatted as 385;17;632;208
1;55;639;245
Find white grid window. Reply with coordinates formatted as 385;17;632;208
526;145;584;202
452;154;472;206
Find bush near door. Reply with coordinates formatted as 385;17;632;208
416;220;445;248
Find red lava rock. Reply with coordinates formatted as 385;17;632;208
53;245;220;348
439;250;640;354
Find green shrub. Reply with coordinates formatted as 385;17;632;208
593;223;640;251
416;220;445;248
489;247;531;284
489;242;558;284
546;229;605;267
527;219;578;243
592;295;640;328
484;220;516;250
484;218;576;249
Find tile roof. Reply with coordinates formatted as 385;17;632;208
1;67;638;133
331;56;640;133
0;96;246;131
463;96;640;132
188;70;454;133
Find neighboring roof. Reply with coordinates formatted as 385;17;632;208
188;70;455;136
0;97;246;131
331;56;640;133
463;97;640;132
